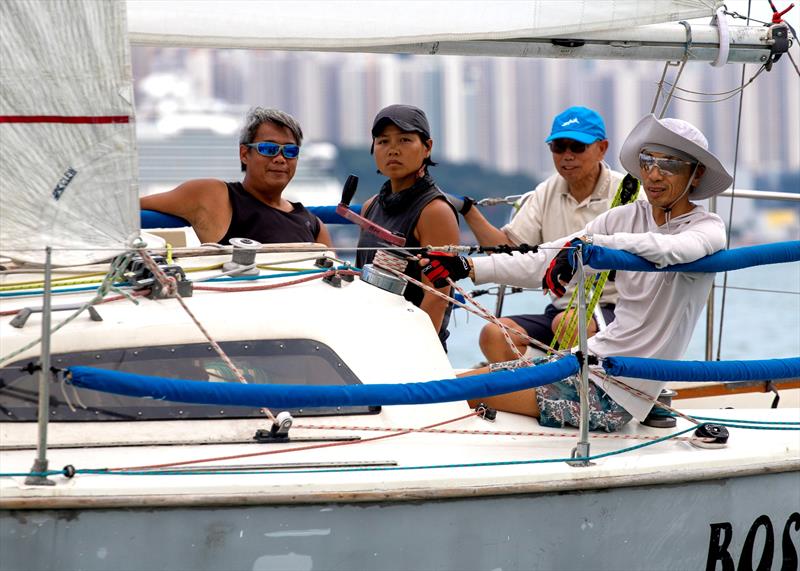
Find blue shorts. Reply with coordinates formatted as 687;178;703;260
535;375;632;433
509;303;616;348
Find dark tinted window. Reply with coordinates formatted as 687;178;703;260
0;340;377;421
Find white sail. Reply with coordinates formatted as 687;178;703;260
127;0;720;48
0;0;138;266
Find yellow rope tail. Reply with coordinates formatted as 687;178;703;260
548;176;641;353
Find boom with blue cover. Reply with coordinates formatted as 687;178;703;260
603;356;800;382
67;356;579;408
582;241;800;273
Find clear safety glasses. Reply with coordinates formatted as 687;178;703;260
639;152;695;177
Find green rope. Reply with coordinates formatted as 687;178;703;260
549;178;641;352
0;252;138;367
0;423;721;479
683;414;800;425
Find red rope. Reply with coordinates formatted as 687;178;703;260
107;411;481;472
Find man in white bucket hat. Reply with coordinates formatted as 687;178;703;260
421;114;733;432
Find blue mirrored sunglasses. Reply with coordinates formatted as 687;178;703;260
245;141;300;159
638;152;694;177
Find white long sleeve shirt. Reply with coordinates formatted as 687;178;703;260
502;164;625;309
472;200;727;420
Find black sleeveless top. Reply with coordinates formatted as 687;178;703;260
218;182;321;245
356;173;457;348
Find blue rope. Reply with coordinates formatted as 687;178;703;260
0;267;341;298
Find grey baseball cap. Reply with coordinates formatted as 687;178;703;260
371;104;431;139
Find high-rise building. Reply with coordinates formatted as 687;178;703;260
131;46;800;187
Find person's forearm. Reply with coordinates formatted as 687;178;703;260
420;290;449;333
463;208;514;247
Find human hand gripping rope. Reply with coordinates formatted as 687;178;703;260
541;239;582;298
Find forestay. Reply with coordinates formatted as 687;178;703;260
0;0;138;266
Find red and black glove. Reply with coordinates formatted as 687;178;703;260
542;239;581;297
421;252;471;288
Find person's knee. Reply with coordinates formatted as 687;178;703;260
479;322;503;351
479;319;526;358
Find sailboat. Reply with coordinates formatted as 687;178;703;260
1;2;799;570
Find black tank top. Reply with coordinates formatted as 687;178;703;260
218;182;320;245
356;174;457;348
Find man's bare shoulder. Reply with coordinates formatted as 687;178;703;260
175;179;229;199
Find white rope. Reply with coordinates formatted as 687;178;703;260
137;249;278;424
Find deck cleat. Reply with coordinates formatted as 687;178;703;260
474;403;497;422
126;254;193;298
323;273;342;288
315;257;334;269
691;423;730;449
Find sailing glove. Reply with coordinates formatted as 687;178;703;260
446;194;475;215
422;252;471;288
542;239;582;297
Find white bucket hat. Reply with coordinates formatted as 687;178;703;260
619;114;733;200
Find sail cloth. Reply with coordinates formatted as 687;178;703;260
0;0;138;266
67;356;580;408
127;1;719;50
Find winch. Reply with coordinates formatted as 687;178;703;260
222;237;261;276
360;249;409;296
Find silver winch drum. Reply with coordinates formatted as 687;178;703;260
360;264;407;296
222;237;262;276
360;249;409;296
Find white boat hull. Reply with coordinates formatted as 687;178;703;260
2;471;798;571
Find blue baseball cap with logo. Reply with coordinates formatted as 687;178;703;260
545;106;607;144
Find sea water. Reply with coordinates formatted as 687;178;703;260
445;262;800;369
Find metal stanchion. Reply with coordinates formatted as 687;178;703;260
25;246;55;486
494;284;507;317
569;243;592;467
705;196;717;360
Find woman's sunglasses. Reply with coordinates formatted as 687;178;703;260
244;141;300;159
638;152;695;177
547;139;590;154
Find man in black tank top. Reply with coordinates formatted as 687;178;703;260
140;107;332;246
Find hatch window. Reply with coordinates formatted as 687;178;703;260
0;339;377;421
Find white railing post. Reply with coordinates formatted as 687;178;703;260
569;243;592;466
25;246;55;486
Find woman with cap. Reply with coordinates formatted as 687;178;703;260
356;104;460;349
420;114;732;431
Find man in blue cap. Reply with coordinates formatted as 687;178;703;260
453;106;625;363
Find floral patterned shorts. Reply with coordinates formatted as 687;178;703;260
535;375;632;433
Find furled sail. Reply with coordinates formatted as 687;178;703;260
0;0;139;266
127;0;720;49
128;1;779;64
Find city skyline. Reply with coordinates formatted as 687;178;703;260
132;44;800;188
